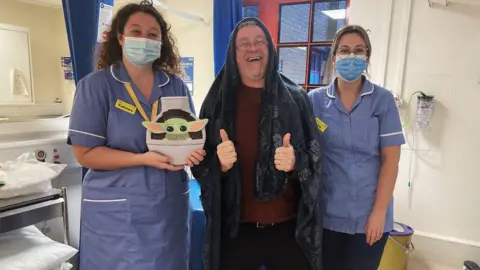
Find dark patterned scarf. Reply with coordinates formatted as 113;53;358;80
192;17;323;270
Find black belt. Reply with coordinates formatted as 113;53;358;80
252;222;275;228
242;218;294;229
240;222;276;228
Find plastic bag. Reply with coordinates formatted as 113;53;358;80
0;152;67;199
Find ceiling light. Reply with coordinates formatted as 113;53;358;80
321;9;346;20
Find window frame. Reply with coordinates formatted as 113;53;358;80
242;0;351;91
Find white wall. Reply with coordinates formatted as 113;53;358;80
350;0;480;267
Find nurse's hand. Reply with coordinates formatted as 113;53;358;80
365;210;386;246
217;129;237;173
142;152;184;171
274;133;295;172
186;149;206;167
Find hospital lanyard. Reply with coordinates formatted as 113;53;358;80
124;83;158;122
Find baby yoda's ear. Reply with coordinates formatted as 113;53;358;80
142;121;166;134
188;119;209;132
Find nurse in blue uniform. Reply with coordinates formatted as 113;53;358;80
67;2;205;270
308;25;405;270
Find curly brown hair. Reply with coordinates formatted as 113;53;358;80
96;1;183;75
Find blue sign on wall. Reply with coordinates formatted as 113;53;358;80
61;57;72;68
180;57;194;96
64;70;73;80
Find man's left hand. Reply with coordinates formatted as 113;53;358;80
274;133;295;172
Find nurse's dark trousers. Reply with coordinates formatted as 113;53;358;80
322;229;389;270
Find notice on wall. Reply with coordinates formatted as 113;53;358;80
97;0;114;43
61;57;73;80
64;70;73;80
180;57;194;96
61;57;72;68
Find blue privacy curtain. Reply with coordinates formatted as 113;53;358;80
213;0;243;75
62;0;98;84
62;0;114;178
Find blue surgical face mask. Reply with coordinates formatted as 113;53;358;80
123;37;162;67
335;54;367;82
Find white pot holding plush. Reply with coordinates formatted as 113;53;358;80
143;96;208;166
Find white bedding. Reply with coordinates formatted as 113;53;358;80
0;226;77;270
0;152;67;199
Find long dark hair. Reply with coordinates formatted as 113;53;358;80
96;0;182;75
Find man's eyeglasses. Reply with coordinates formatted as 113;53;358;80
236;40;268;51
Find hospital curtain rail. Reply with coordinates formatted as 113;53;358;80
213;0;243;76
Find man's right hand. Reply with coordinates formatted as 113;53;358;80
217;129;237;173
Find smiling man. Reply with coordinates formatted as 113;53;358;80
191;18;323;270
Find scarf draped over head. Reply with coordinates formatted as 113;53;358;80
191;17;323;270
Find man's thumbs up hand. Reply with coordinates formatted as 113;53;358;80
217;129;237;173
274;133;295;172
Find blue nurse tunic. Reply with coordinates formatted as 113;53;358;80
308;77;405;235
68;61;194;270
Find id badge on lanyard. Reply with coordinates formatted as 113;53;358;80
124;83;159;122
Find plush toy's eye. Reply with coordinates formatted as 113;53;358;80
166;126;174;132
180;125;187;132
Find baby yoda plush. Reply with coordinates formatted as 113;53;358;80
142;118;209;141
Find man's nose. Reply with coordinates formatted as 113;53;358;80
247;44;260;52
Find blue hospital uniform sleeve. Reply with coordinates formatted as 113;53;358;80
68;75;109;148
379;93;405;148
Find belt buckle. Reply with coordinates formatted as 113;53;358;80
256;222;274;228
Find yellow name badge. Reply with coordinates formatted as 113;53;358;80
115;100;137;115
316;118;328;133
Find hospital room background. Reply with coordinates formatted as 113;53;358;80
0;0;478;269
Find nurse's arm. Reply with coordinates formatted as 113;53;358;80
374;91;405;213
72;145;181;171
72;145;146;170
373;145;400;214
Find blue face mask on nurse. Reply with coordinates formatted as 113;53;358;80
122;37;162;67
334;46;368;82
118;16;163;67
67;2;206;270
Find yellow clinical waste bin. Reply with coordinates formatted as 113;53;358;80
379;222;415;270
